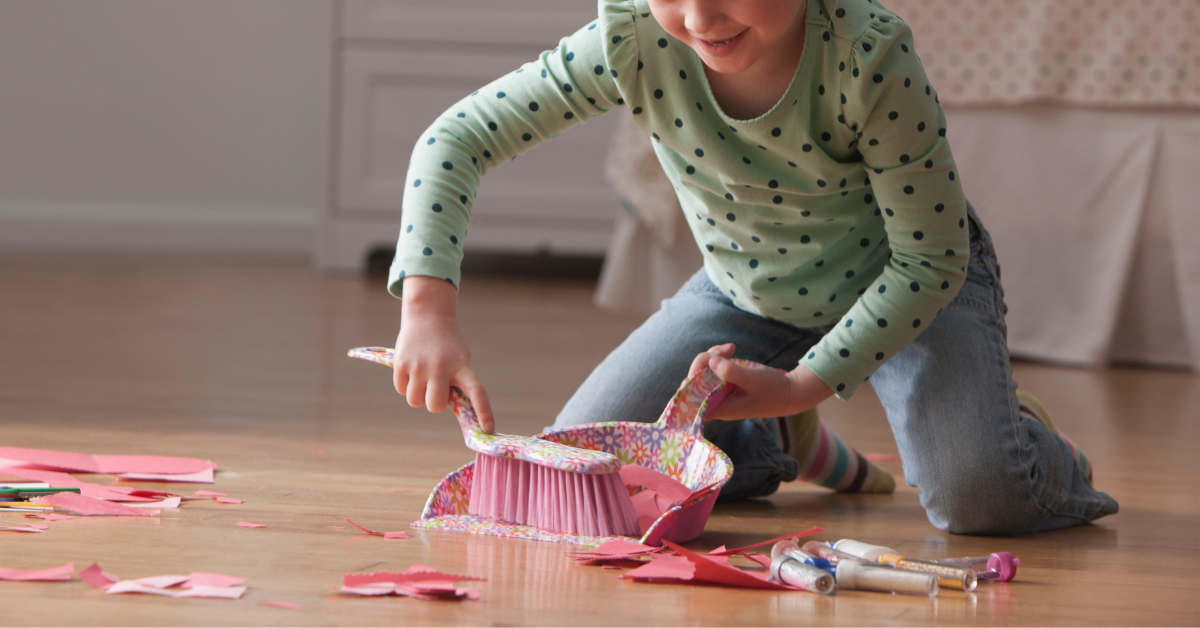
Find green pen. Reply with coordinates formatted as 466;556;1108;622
0;487;82;498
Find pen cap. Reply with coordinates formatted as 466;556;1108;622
836;560;939;597
770;538;801;561
987;552;1020;581
833;539;899;562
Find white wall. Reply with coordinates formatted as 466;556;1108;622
0;0;333;256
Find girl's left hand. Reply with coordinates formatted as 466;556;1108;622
688;343;835;421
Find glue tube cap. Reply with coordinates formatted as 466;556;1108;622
833;538;899;562
987;552;1020;582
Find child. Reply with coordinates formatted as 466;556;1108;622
387;0;1118;534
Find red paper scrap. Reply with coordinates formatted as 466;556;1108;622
0;562;74;581
0;447;214;475
259;600;305;610
741;553;773;569
39;492;155;516
195;490;226;497
342;564;483;600
863;452;900;461
40;514;75;521
80;563;120;589
621;543;805;591
344;518;410;539
705;527;825;556
182;572;247;588
567;539;664;566
236;521;266;528
214;497;243;504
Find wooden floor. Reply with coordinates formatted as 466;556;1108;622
1;252;1197;626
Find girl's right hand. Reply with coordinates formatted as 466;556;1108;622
393;275;495;433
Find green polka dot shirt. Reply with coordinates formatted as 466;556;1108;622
390;0;970;399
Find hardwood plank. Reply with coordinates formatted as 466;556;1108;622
0;252;1197;625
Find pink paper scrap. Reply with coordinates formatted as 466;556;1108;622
344;518;410;539
705;527;825;556
0;468;157;502
214;497;243;505
6;521;49;531
236;521;266;528
127;497;182;509
183;572;248;588
0;447;215;475
195;490;226;497
0;562;74;582
863;453;900;461
80;563;120;589
342;564;483;601
1;526;45;534
32;513;75;521
259;600;305;611
119;468;215;484
39;492;155;517
107;581;246;599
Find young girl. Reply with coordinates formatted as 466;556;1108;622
387;0;1118;534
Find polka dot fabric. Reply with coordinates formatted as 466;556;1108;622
389;0;969;399
888;0;1200;107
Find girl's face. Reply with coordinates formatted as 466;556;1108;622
648;0;807;74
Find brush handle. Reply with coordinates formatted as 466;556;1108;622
656;359;779;435
347;347;624;474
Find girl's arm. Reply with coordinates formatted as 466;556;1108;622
799;11;971;400
390;4;640;429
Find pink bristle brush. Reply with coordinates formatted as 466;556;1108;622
348;347;640;537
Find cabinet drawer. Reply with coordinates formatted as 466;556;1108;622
336;48;619;239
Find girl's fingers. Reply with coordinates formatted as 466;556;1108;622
689;343;736;378
425;375;450;414
393;364;410;397
405;371;427;409
455;368;495;433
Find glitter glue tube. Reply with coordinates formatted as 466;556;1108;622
877;553;977;592
924;553;1020;582
835;560;939;597
770;555;836;595
771;541;836;574
801;541;864;565
833;539;900;562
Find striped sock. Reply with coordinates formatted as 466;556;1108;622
777;409;895;493
1017;390;1093;482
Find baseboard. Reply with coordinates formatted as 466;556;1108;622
0;202;315;256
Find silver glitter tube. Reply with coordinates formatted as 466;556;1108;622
770;555;835;595
835;560;939;597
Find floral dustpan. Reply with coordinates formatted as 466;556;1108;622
348;347;738;547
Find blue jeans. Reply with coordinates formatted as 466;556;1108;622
553;205;1119;535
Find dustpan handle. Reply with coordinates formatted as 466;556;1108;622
346;347;482;437
657;359;775;435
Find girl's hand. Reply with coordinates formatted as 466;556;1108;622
394;276;495;433
687;343;834;421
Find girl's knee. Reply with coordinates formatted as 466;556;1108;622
919;464;1043;535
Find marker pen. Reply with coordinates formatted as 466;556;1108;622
925;552;1020;582
771;539;835;573
801;541;866;565
877;553;977;591
835;560;939;597
769;554;836;595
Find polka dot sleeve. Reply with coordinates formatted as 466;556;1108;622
387;1;639;297
801;12;970;399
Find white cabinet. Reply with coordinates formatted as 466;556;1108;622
319;0;621;272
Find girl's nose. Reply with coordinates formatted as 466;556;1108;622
683;0;725;38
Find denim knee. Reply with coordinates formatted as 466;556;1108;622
917;458;1047;535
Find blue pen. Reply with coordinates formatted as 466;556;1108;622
771;539;836;574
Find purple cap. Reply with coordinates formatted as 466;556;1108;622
987;552;1020;581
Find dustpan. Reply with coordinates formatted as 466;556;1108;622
349;347;740;547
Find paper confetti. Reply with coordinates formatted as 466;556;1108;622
345;518;410;539
0;563;74;581
236;521;266;528
80;563;120;589
214;497;243;505
195;490;226;497
102;572;247;599
342;564;483;601
38;493;156;516
259;600;305;611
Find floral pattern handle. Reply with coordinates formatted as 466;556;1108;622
347;347;623;474
655;359;778;436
